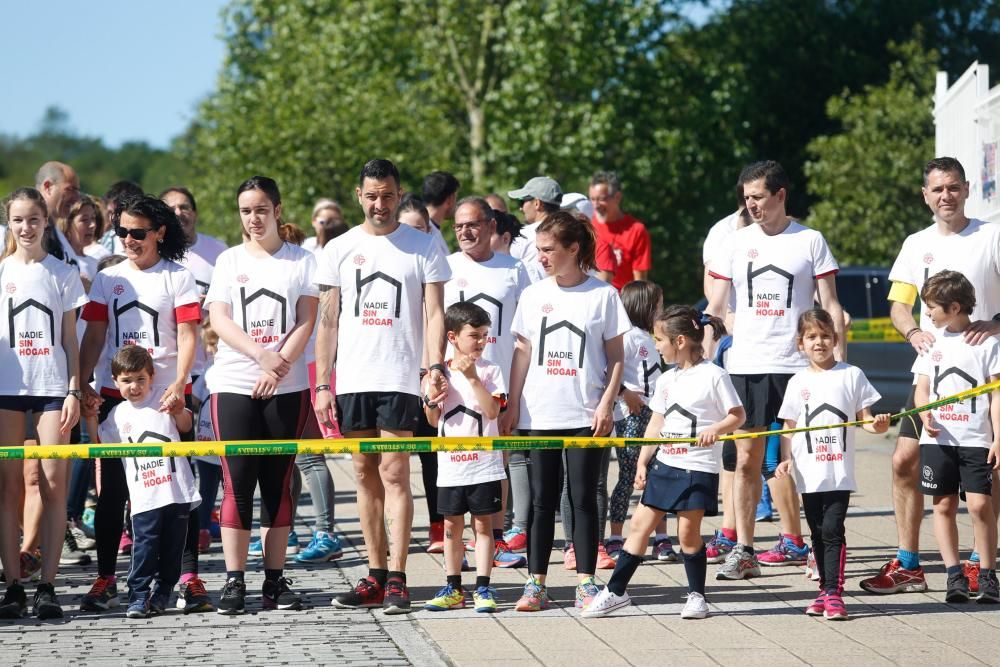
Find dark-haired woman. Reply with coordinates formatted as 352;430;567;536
500;211;629;612
78;194;202;613
206;176;317;615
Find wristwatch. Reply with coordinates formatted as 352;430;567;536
67;389;82;400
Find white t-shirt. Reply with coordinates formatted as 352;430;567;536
315;224;451;396
191;371;220;465
889;219;1000;331
702;211;741;265
429;223;451;258
205;243;318;395
98;396;201;515
912;330;1000;449
510;276;630;429
444;252;530;384
436;359;507;487
0;255;87;396
709;221;839;374
302;236;318;254
614;326;662;420
82;259;200;393
649;361;742;474
510;222;546;283
84;243;112;263
178;232;228;378
778;362;880;493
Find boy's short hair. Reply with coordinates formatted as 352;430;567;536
445;302;491;334
111;346;155;378
921;270;976;315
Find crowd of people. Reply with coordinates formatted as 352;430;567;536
0;154;997;624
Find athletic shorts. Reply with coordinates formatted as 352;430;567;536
437;479;503;517
640;460;719;516
730;373;792;428
0;395;64;413
336;391;422;434
898;386;923;441
919;444;993;496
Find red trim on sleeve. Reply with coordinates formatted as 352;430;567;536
707;271;732;281
81;301;109;322
174;302;202;323
815;269;839;280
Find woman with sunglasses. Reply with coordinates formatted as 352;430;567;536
77;193;200;613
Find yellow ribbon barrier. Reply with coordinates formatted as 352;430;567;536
1;380;997;460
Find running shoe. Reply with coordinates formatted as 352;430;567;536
977;570;1000;604
596;543;616;569
580;586;629;618
286;530;301;555
80;576;119;611
296;531;344;563
383;578;411;614
605;538;624;561
965;560;981;596
263;576;302;610
859;559;927;594
755;478;774;522
0;583;27;619
332;576;384;609
176;577;215;613
465;537;477;552
946;571;970;603
757;536;809;566
680;591;709;619
473;585;498;613
575;576;601;609
20;550;41;581
61;527;93;566
715;544;761;580
248;537;264;558
804;548;821;581
149;590;170;615
515;578;551;612
197;528;212;553
81;507;96;536
805;592;827;616
424;583;465;611
823;593;848;620
217;578;247;615
653;538;678;563
118;531;133;555
427;521;445;554
68;521;96;551
126;598;150;619
504;526;527;553
563;544;577;571
705;530;736;564
209;509;221;538
493;540;527;568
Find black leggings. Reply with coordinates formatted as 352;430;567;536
212;391;309;530
521;427;602;575
802;490;850;595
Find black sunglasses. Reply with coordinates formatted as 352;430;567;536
115;226;155;241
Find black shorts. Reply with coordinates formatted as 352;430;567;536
898;386;923;441
920;445;993;496
336;391;422;434
437;480;503;517
640;461;719;516
730;373;791;428
0;395;64;413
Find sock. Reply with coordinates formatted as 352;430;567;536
446;574;462;589
179;572;195;585
969;551;981;563
896;549;920;570
369;568;389;586
607;550;643;596
682;544;707;596
721;528;737;541
387;570;406;584
946;564;963;577
784;534;805;548
264;568;282;582
475;576;491;589
104;575;116;584
226;571;245;583
493;529;503;541
608;534;623;543
742;544;755;556
654;533;669;543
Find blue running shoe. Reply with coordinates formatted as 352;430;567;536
756;474;774;522
758;536;809;566
287;530;300;555
248;537;263;558
493;540;527;568
296;532;344;563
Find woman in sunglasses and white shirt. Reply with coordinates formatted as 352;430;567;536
77;193;200;612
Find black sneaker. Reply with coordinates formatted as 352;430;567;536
977;570;1000;603
262;577;302;611
382;578;411;615
945;571;970;603
0;583;27;619
176;577;215;613
33;583;63;619
217;578;246;615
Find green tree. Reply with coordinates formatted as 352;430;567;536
804;39;937;266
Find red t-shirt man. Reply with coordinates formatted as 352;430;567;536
589;172;652;290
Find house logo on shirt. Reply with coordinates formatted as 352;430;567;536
933;366;979;415
239;286;287;343
113;297;160;350
640;360;660;397
746;261;794;314
803;402;849;459
537;316;585;375
354;267;401;327
658;403;696;456
443;404;484;437
458;290;503;337
8;298;55;356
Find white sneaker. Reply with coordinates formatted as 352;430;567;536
680;592;709;619
580;586;631;618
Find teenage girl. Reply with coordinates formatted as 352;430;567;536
584;305;745;619
775;309;890;619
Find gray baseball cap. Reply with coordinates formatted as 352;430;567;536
508;176;562;205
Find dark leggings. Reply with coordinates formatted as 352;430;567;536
196;461;222;529
418;452;442;523
212;390;309;530
802;490;850;595
521;427;602;575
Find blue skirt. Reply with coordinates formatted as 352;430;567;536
640;461;719;516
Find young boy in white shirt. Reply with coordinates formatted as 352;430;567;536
422;302;507;613
914;271;1000;603
98;346;200;618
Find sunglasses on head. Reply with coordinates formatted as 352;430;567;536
115;226;155;240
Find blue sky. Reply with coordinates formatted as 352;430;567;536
2;0;228;148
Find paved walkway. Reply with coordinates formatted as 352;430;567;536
3;428;1000;666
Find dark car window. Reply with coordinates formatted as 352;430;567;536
836;274;871;319
867;272;892;318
